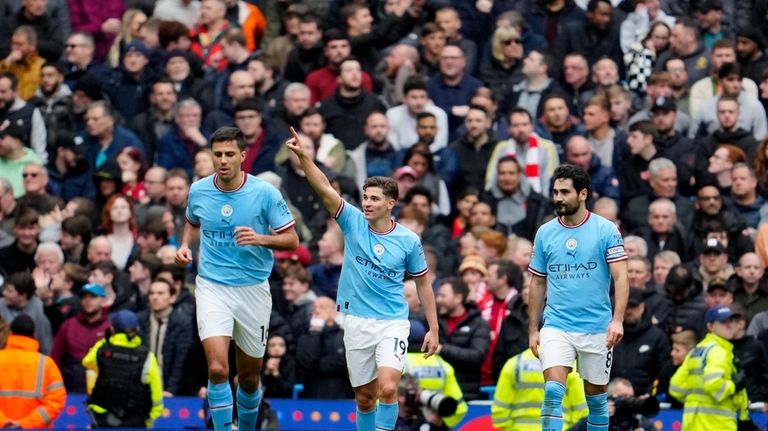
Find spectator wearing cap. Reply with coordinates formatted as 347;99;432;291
670;304;747;431
691;63;768;142
80;100;145;171
434;276;489;401
83;310;163;427
104;40;154;123
0;26;45;101
696;0;730;48
0;73;47;164
611;287;671;396
729;302;768;404
50;282;110;393
280;264;317;341
0;314;66;429
0;117;42;196
295;296;353;399
736;28;768;84
0;271;52;354
47;132;95;202
696;238;735;292
729;252;768;323
458;254;488;304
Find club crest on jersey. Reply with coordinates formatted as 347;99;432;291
221;204;233;217
373;244;385;256
565;238;578;250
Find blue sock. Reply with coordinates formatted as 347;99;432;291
208;380;233;431
356;407;376;431
541;381;566;431
586;392;609;431
236;385;261;431
375;402;398;430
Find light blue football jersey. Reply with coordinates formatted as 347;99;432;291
186;173;295;287
334;200;428;320
528;212;627;333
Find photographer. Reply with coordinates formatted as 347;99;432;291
569;378;658;431
398;320;467;431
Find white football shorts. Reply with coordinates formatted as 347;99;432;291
195;275;272;358
539;326;612;385
343;315;411;387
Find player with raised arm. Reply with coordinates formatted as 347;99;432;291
175;127;299;431
527;164;629;431
285;127;439;431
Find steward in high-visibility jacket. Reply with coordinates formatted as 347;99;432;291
404;352;468;428
82;310;163;428
492;348;588;431
0;315;66;429
670;305;750;431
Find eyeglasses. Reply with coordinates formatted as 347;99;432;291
502;38;522;46
22;172;40;178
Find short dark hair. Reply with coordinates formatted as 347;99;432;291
136;253;162;280
300;106;323;122
222;27;247;46
92;260;118;278
62;215;93;244
532;48;556;75
0;72;18;91
166;168;190;186
334;56;360;77
553;164;592;196
665;264;693;292
629;120;658;140
490;260;522;289
441;277;469;303
541;93;569;111
158;20;189;49
508;107;533;123
323;28;348;45
15;208;39;227
587;0;612;12
404;185;433;205
234;98;263;114
151;278;177;296
210;126;246;151
299;13;323;29
151;78;175;93
403;77;427;95
139;220;168;243
421;22;443;37
497;154;521;172
718;62;743;80
6;272;35;299
416;112;436;122
158;263;185;285
363;176;399;200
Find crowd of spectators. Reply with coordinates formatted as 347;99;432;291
1;0;768;413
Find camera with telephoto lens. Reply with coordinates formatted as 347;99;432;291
404;388;458;417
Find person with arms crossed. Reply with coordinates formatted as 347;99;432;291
174;126;299;431
285;127;439;431
527;164;629;431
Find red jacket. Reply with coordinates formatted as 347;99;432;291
0;335;66;428
51;312;111;393
305;65;375;104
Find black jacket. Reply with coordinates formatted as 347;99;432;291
449;133;498;195
478;57;523;101
492;295;529;381
623;193;695;236
611;320;671;395
295;323;353;399
137;308;195;395
555;19;623;77
319;90;386;150
691;210;754;262
437;306;491;401
0;8;65;62
732;335;768;403
636;224;693;262
695;128;760;187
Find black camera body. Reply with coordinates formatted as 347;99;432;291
607;396;660;431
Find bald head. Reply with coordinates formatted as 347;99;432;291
228;70;255;102
87;236;112;264
566;136;592;170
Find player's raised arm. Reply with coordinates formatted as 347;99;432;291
285;127;342;215
607;259;629;348
527;274;547;358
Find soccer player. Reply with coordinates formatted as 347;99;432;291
285;127;439;431
527;164;629;431
175;127;299;431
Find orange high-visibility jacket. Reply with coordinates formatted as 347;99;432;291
0;335;67;428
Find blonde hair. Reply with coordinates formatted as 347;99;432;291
671;330;697;351
107;9;147;67
491;26;522;62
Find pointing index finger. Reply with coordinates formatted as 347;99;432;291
289;126;300;142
